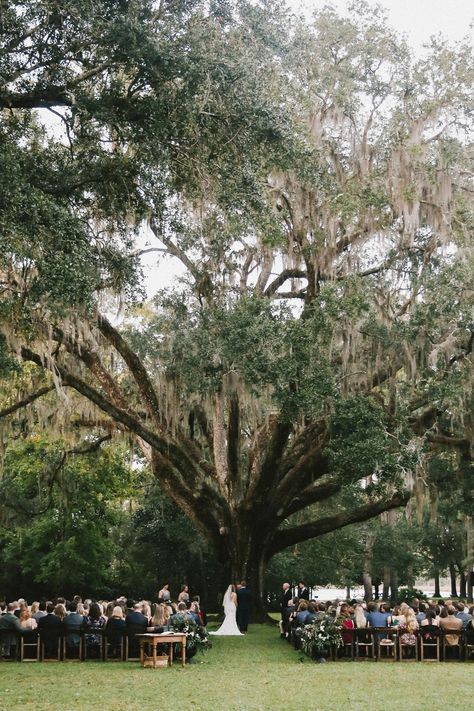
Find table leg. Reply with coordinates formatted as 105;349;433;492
182;639;185;668
139;639;144;667
153;640;157;668
169;642;173;667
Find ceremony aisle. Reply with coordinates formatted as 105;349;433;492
0;625;472;711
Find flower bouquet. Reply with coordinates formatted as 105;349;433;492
170;613;211;656
300;614;343;660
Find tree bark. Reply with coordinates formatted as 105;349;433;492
382;567;391;601
433;569;441;598
389;568;398;603
449;562;458;598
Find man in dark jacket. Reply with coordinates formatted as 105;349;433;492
236;581;252;633
0;603;24;658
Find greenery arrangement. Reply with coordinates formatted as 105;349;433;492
169;613;211;655
300;615;343;659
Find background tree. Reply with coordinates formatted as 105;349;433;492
0;433;134;599
0;1;473;613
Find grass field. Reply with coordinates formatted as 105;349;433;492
0;624;473;711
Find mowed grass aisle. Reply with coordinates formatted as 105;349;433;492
0;625;473;711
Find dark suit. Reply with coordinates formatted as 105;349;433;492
280;588;293;616
236;586;252;632
125;610;148;657
38;613;62;656
298;587;310;601
0;613;23;656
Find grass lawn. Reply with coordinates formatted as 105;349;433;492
0;624;473;711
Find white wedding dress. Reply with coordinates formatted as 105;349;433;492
210;586;244;636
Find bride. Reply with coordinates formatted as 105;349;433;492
210;585;244;636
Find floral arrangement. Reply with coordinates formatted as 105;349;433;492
170;613;211;655
300;614;343;658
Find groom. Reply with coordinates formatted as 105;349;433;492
236;580;252;633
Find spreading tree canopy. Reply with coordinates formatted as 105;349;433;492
0;1;473;610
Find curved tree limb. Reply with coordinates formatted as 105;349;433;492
0;385;56;419
269;490;410;554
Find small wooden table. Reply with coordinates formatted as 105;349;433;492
136;633;187;668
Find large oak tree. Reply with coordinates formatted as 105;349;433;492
1;1;473;610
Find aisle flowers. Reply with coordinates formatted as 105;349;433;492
300;614;343;659
170;613;211;655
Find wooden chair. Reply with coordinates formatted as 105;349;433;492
38;628;62;661
104;628;125;661
62;625;84;661
419;627;440;662
0;629;21;661
464;623;474;661
374;627;397;661
125;624;148;661
338;627;354;660
354;627;375;660
20;630;40;662
82;626;105;661
441;629;462;661
398;630;418;661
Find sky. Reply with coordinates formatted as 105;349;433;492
293;0;473;49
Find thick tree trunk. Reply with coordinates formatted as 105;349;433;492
362;535;374;601
389;568;398;603
458;568;466;599
433;569;441;598
382;566;390;600
449;562;458;598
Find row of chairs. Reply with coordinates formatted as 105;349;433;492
0;626;155;662
336;627;474;662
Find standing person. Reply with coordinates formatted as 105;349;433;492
298;582;310;600
158;584;171;602
280;583;292;637
178;585;190;604
236;580;252;633
209;585;243;636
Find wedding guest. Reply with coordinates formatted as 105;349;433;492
19;608;37;630
298;582;310;600
455;602;472;629
178;585;190;604
439;606;463;651
158;584;171;602
32;601;47;621
148;603;170;632
83;601;106;657
105;606;126;657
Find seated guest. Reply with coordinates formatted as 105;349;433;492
192;596;207;626
148;603;171;632
105;606;126;658
63;602;85;656
366;602;392;629
439;606;463;651
32;601;47;621
188;601;202;626
83;601;106;658
125;601;149;657
0;602;24;658
338;603;355;646
19;608;37;630
38;602;62;657
305;602;317;624
455;602;472;629
398;607;418;648
295;601;310;626
54;603;67;622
